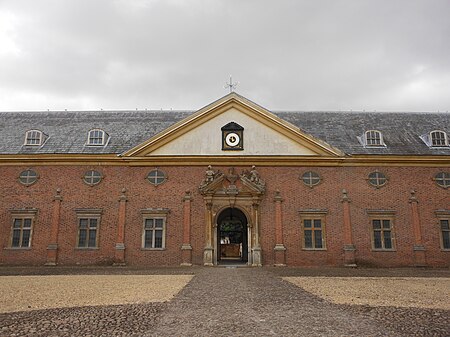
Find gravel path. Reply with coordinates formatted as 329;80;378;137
0;275;192;313
284;276;450;309
0;266;448;337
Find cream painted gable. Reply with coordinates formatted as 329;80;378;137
123;93;343;157
151;107;317;155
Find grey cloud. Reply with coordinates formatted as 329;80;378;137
0;0;449;111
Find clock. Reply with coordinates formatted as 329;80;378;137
225;132;240;147
221;122;244;151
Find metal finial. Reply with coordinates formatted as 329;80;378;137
224;75;238;93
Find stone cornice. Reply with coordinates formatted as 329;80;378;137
0;154;449;167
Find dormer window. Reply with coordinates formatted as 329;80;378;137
430;130;448;147
358;130;386;147
24;130;44;146
87;129;107;146
420;130;449;148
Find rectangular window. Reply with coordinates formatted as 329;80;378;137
441;220;450;249
436;211;450;250
9;210;37;249
141;208;169;250
78;218;99;248
367;210;396;251
299;210;327;250
11;218;33;248
75;209;102;249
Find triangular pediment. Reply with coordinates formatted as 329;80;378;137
122;93;343;157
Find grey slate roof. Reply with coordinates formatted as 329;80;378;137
0;109;449;156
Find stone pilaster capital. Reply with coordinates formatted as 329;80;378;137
341;189;351;203
119;188;128;202
183;190;193;201
54;188;63;201
409;190;418;204
274;190;283;203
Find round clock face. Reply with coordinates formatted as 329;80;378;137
225;132;240;147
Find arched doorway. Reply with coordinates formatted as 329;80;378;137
216;207;248;264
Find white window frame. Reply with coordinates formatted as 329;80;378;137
367;210;396;251
87;129;107;146
141;209;169;250
75;209;102;249
299;210;328;251
359;130;386;148
430;130;448;147
9;209;38;249
24;130;44;146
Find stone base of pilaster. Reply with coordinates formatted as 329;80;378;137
274;244;286;266
113;243;126;266
252;246;262;267
203;246;214;266
343;244;357;267
181;244;192;266
45;244;58;266
413;245;427;267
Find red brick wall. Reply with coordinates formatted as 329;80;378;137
0;164;448;267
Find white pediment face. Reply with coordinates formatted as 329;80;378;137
150;107;319;156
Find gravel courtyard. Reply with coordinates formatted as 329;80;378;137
0;266;448;337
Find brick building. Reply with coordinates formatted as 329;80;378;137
0;93;449;267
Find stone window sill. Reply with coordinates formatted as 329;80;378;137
371;249;396;252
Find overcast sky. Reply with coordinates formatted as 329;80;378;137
0;0;449;112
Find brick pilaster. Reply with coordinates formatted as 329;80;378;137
45;189;62;266
342;189;356;267
114;188;127;266
273;190;286;266
181;190;193;266
409;190;426;266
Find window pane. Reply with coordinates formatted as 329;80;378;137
154;230;163;248
304;219;312;228
144;230;153;248
383;231;392;249
89;219;98;228
155;219;164;228
145;219;154;229
382;220;391;229
23;219;32;228
21;229;31;247
304;230;312;248
13;219;22;228
88;230;97;247
12;230;21;247
314;230;323;248
373;231;382;249
78;229;87;247
313;219;321;228
443;232;450;249
79;219;88;229
441;220;449;230
372;220;381;229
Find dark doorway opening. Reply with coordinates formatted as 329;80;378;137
217;207;248;264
